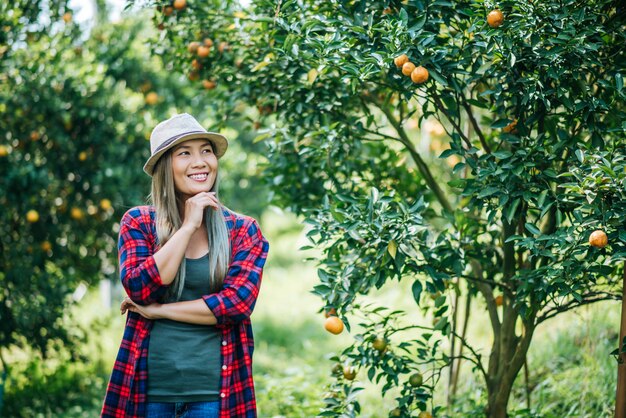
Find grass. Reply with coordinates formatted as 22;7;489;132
2;208;621;417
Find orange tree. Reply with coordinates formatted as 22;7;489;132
141;0;625;416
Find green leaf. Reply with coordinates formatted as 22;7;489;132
412;280;423;305
616;73;623;92
477;186;499;198
506;199;521;224
493;150;512;159
575;149;585;163
525;223;541;235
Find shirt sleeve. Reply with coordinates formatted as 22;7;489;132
118;209;168;305
202;218;269;327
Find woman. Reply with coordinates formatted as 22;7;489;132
101;113;269;418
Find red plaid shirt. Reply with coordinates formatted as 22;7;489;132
101;206;269;418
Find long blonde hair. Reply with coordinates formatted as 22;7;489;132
150;149;231;301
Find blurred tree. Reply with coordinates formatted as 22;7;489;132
146;0;626;416
0;3;269;413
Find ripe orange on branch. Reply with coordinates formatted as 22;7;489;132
589;230;608;248
487;9;504;28
188;42;200;54
197;46;211;58
145;92;159;105
173;0;187;10
401;62;416;76
411;66;429;84
26;210;40;223
394;54;409;68
202;80;217;90
324;316;344;335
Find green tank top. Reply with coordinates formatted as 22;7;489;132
147;254;221;402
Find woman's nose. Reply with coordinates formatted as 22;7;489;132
191;154;208;167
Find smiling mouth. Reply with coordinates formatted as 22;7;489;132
188;173;209;181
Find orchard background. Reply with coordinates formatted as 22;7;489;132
0;0;624;417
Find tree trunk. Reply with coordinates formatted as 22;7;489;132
614;262;626;418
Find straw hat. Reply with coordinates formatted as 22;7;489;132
143;113;228;176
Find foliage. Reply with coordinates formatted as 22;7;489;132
146;0;626;415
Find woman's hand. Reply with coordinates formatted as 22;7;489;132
121;297;162;320
181;192;220;231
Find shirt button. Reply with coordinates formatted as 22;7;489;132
222;340;227;346
222;364;227;370
220;392;226;398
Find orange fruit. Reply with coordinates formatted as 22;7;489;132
62;12;72;23
202;80;217;90
331;363;343;376
495;295;503;306
203;38;214;47
188;71;200;81
343;366;356;380
487;9;504;28
145;92;159;105
503;119;518;133
382;7;393;15
191;59;202;70
0;145;8;157
372;337;388;352
173;0;187;10
218;42;230;53
78;151;88;161
162;6;174;16
197;45;211;58
394;54;409;68
30;131;41;141
146;91;159;106
324;316;344;335
41;241;52;252
70;207;84;220
100;199;112;211
402;62;416;76
411;66;429;84
188;41;200;54
409;372;423;387
26;210;40;223
589;230;608;248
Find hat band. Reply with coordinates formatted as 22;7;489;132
153;130;208;154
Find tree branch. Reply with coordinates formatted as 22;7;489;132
394;323;488;381
537;292;621;324
373;100;454;214
431;91;473;150
460;95;491;153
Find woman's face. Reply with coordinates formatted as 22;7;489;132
171;138;218;199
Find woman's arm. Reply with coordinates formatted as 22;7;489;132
121;297;217;325
120;194;220;304
153;192;221;285
121;216;269;326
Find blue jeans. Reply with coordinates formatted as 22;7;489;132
146;401;220;418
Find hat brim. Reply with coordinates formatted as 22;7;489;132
143;132;228;176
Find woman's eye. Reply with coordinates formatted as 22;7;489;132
202;148;214;154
